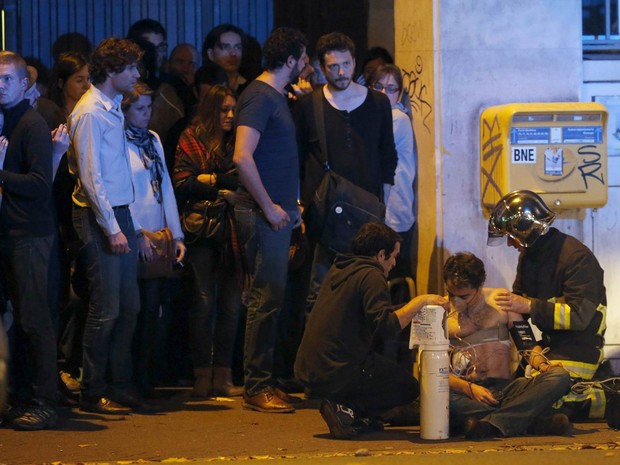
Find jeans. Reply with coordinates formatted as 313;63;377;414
305;242;336;316
187;243;242;369
0;234;57;403
133;277;175;392
235;207;294;396
450;366;572;436
72;206;140;398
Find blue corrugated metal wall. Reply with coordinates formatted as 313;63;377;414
1;0;273;68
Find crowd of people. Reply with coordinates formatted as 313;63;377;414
0;17;616;443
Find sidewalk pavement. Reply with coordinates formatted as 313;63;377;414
1;388;619;465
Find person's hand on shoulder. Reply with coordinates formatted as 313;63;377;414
492;289;531;314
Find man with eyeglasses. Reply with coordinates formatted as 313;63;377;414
294;32;397;317
443;252;572;439
127;18;168;76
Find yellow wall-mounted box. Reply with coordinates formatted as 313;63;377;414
480;102;608;214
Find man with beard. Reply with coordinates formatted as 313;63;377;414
294;32;397;315
233;27;309;413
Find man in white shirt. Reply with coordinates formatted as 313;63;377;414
67;37;143;415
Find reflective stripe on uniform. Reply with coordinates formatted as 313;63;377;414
596;303;607;335
557;359;600;380
553;302;571;330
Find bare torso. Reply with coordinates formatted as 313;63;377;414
449;288;521;381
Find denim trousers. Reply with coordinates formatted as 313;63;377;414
134;276;175;392
234;207;294;396
449;366;572;436
0;234;57;403
72;206;140;398
187;242;242;369
304;242;336;316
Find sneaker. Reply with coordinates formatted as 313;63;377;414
12;399;58;431
352;416;384;433
2;401;28;424
319;399;359;440
529;413;572;436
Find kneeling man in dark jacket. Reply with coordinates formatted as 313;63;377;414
295;222;448;439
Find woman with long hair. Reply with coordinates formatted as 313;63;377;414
37;52;91;399
46;52;90;118
173;85;242;397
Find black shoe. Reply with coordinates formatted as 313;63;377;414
319;399;359;440
79;396;131;415
529;413;572;436
108;389;155;411
352;416;384;434
380;402;420;426
2;401;29;424
606;381;620;430
464;418;500;439
12;399;58;431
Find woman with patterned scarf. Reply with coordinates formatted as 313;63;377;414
122;82;186;397
173;84;243;397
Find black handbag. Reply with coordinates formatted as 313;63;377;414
303;90;385;253
181;197;229;244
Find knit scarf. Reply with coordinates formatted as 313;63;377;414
125;126;164;203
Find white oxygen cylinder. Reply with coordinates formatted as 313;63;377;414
419;345;450;439
415;304;450;440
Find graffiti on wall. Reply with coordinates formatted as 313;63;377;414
480;115;503;199
401;55;433;133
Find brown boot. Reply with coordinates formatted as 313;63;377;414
191;367;213;397
212;367;243;397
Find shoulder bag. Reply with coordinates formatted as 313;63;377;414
181;196;229;244
303;90;386;254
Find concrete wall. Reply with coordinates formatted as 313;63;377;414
391;0;620;366
393;0;583;288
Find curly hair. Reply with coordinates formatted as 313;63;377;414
89;37;143;85
351;222;401;257
316;32;356;67
443;252;486;289
191;84;235;163
262;27;307;71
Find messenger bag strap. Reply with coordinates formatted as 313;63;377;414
312;88;330;171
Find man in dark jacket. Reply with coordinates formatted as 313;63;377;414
0;51;58;430
294;222;447;439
